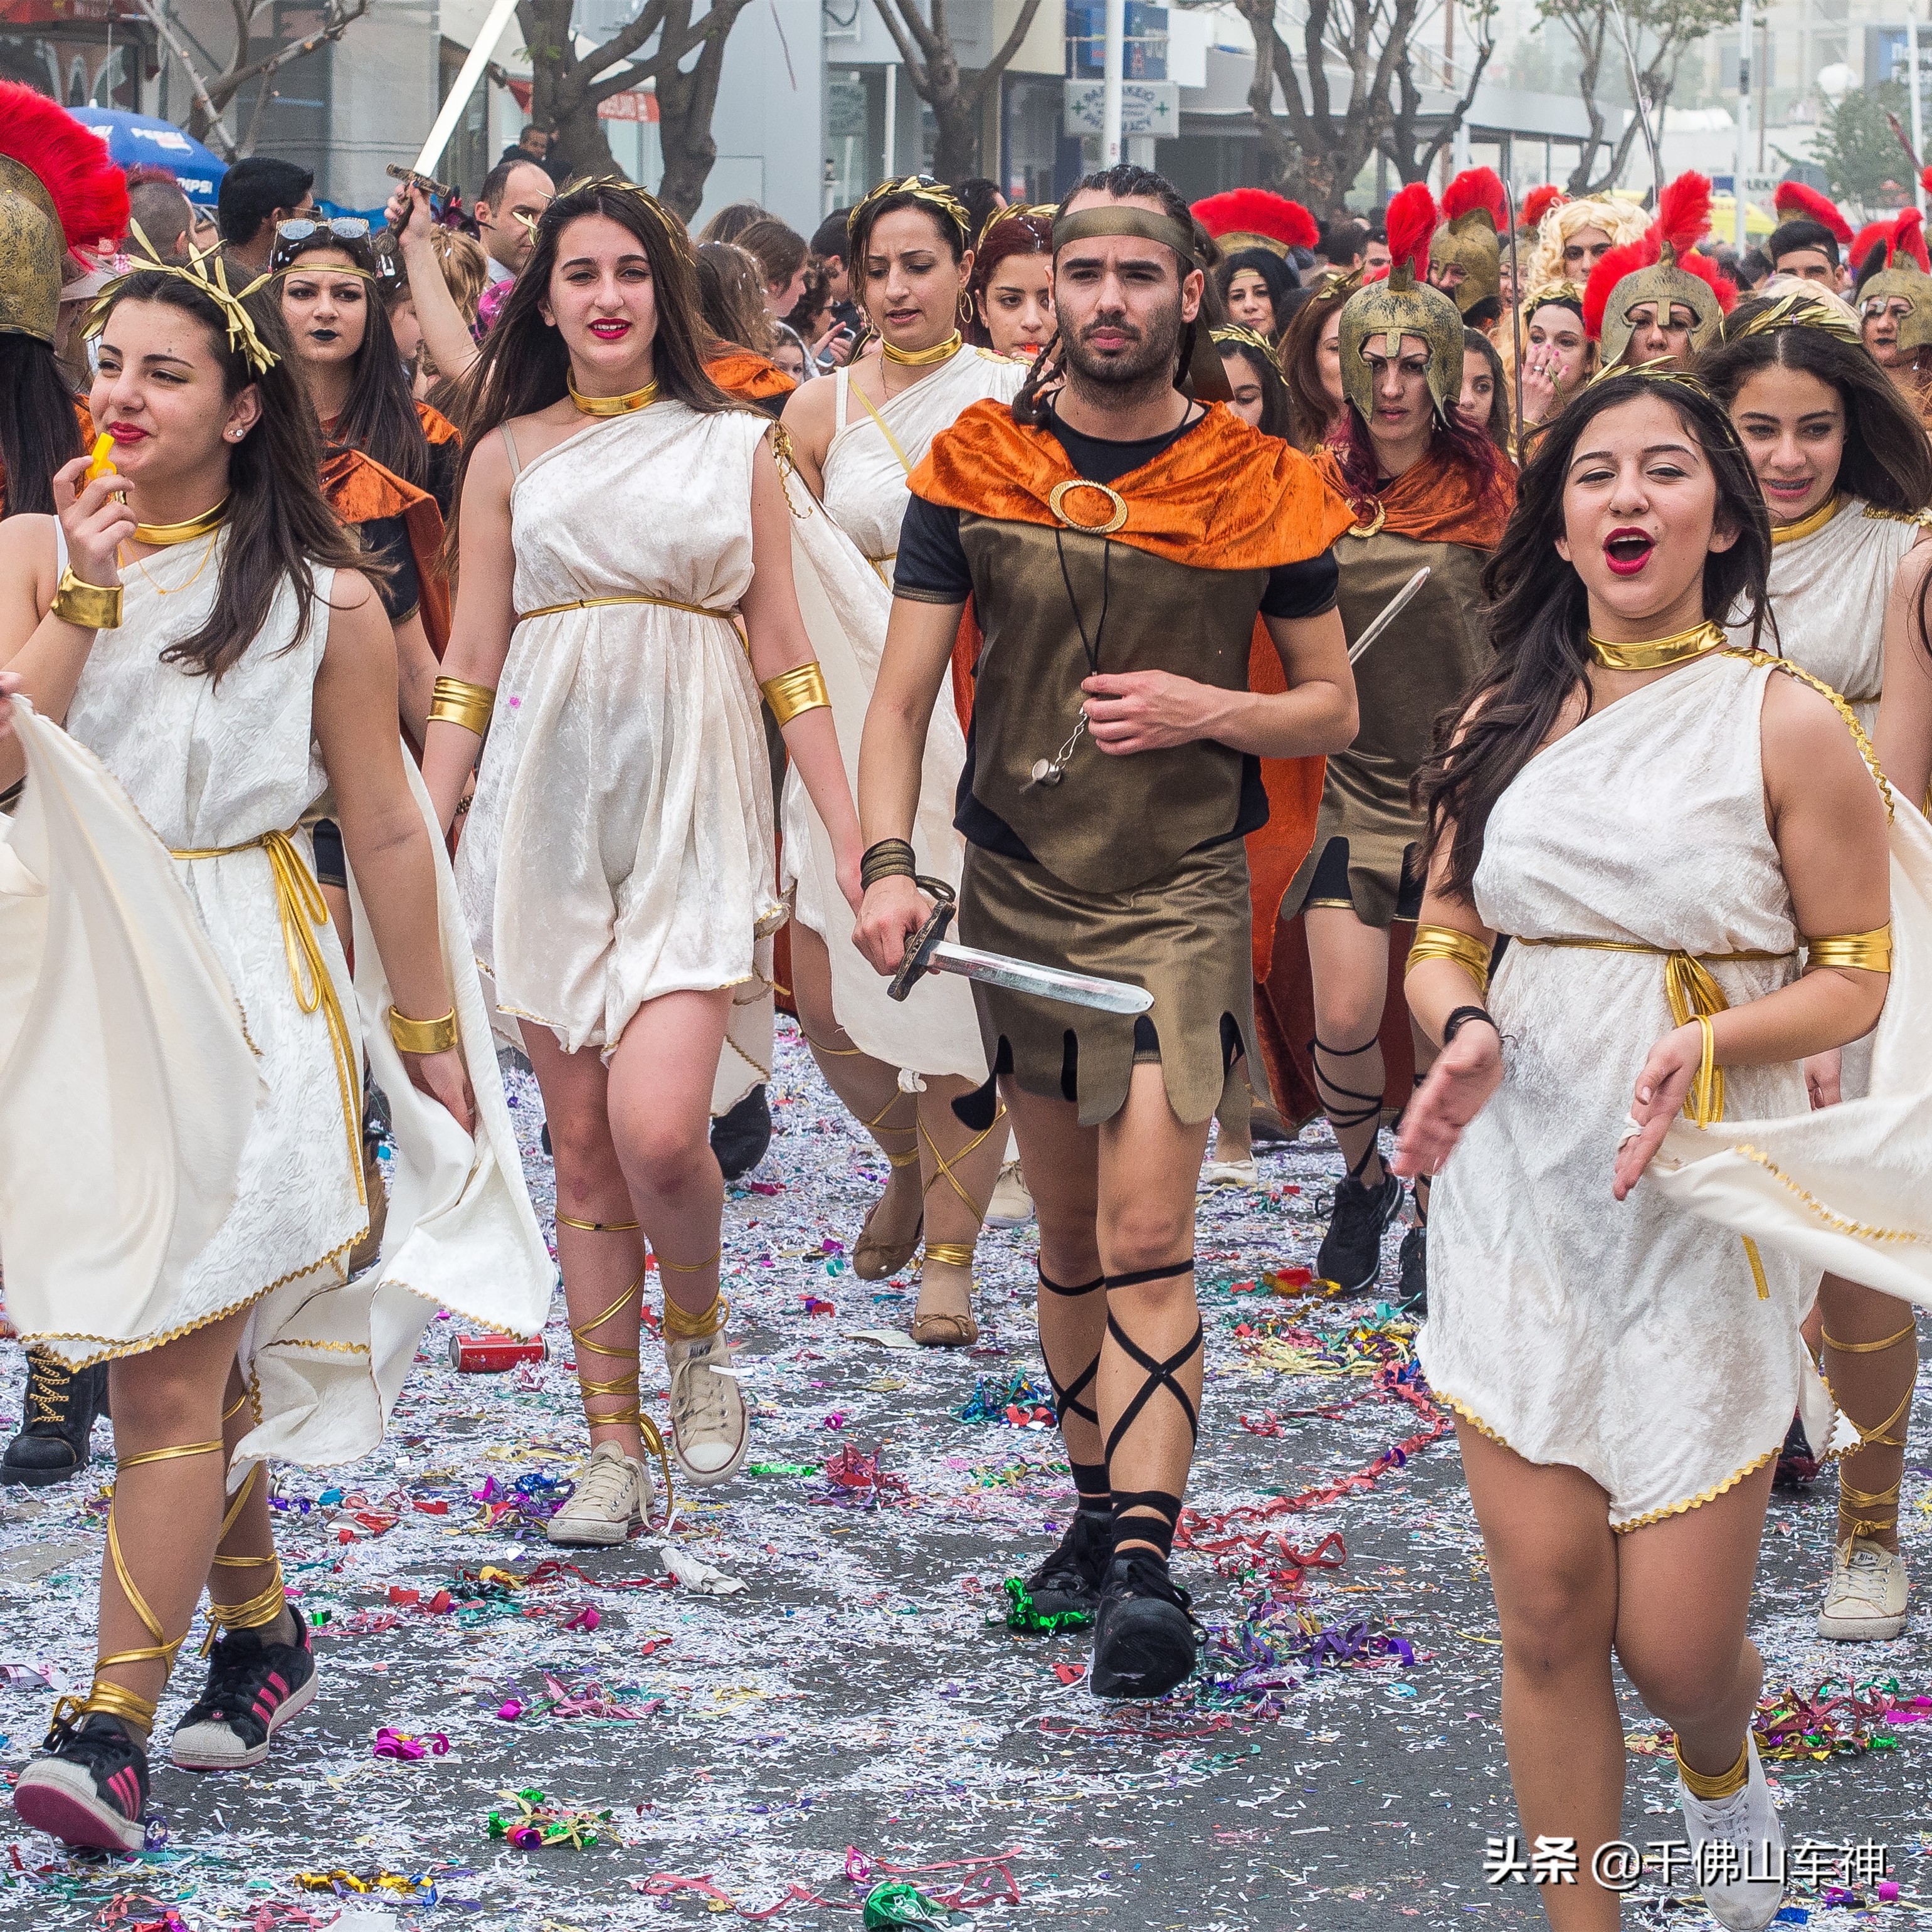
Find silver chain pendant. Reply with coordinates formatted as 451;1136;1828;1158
1024;710;1088;791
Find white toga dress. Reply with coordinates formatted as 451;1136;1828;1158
0;528;549;1472
1423;654;1823;1529
459;404;783;1089
779;347;1025;1081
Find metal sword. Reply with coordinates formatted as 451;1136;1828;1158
1503;178;1526;458
886;879;1152;1013
1348;566;1430;664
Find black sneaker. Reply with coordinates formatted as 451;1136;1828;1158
1395;1223;1427;1317
710;1085;773;1183
1773;1410;1818;1492
2;1354;107;1487
169;1604;319;1771
1315;1171;1404;1294
14;1709;149;1852
1016;1510;1116;1623
1090;1551;1202;1699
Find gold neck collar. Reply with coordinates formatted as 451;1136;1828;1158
881;330;961;367
1770;492;1840;547
1586;618;1726;672
567;373;659;416
132;498;230;547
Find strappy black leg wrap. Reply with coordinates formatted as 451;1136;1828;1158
1310;1033;1384;1178
1038;1268;1105;1428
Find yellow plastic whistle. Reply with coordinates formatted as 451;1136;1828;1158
85;431;116;482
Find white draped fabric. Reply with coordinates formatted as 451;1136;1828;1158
0;537;550;1475
779;348;1024;1080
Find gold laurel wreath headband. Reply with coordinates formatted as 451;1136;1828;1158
850;175;972;249
85;223;278;375
974;200;1057;251
1733;290;1864;346
1211;322;1284;374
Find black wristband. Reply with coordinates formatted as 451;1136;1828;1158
1442;1006;1498;1047
860;838;917;890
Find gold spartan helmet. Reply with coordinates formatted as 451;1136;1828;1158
1338;184;1465;422
0;154;65;344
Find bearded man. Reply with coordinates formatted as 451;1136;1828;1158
853;164;1358;1697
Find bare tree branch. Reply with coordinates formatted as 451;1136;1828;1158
963;0;1048;112
125;0;238;157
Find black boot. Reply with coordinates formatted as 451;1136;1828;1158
2;1353;107;1487
710;1085;773;1182
1090;1551;1202;1699
1395;1222;1427;1317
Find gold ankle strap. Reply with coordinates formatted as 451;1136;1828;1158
917;1102;1005;1228
72;1493;194;1734
1824;1322;1916;1354
571;1265;647;1423
662;1291;727;1340
117;1438;223;1470
1675;1737;1748;1801
885;1147;920;1169
202;1561;287;1654
922;1241;976;1269
1839;1477;1901;1536
656;1246;721;1275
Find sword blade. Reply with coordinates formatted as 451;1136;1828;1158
926;941;1153;1015
1348;566;1430;665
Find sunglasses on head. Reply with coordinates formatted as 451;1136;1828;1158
272;216;371;269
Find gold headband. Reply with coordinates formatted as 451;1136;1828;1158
1051;206;1200;267
548;176;692;260
86;224;278;376
1211;322;1283;373
1521;279;1584;315
1732;290;1863;345
975;201;1055;251
850;176;971;249
1586;356;1714;397
276;261;376;282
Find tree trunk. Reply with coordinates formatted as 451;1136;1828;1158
655;0;746;219
931;90;979;182
552;108;623;178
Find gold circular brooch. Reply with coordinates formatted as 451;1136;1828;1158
1048;478;1129;535
1344;498;1386;539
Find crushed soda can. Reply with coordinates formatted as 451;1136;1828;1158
448;1334;547;1372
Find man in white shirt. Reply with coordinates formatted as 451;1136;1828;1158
475;157;554;284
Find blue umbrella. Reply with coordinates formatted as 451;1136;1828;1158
68;109;227;206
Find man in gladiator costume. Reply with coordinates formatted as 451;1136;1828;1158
855;164;1358;1698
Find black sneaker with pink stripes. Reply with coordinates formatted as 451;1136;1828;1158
14;1709;150;1852
169;1603;319;1771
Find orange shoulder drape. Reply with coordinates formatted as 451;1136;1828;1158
318;447;451;656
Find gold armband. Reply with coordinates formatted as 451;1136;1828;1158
760;662;831;727
388;1005;459;1055
1406;923;1493;996
1803;924;1892;973
50;566;122;631
429;676;495;736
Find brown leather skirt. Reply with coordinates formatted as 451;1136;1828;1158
958;839;1261;1129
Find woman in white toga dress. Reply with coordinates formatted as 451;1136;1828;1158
0;253;546;1851
1397;372;1905;1931
421;179;862;1546
1703;294;1932;1645
779;176;1027;1346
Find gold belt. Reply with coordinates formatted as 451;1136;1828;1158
1513;934;1795;1298
168;827;363;1206
514;592;744;638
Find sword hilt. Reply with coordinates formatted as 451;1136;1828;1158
886;875;957;1003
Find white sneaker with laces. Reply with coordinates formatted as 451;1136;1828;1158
1678;1734;1786;1931
667;1325;749;1487
547;1440;650;1547
985;1161;1035;1230
1200;1156;1260;1190
1817;1536;1909;1640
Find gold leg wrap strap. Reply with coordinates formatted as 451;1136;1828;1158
201;1559;287;1654
662;1290;727;1341
657;1246;722;1275
1823;1322;1917;1354
117;1438;224;1470
1839;1477;1901;1537
885;1147;920;1169
917;1102;1004;1226
922;1242;977;1270
571;1265;647;1425
1675;1737;1750;1802
221;1390;249;1424
58;1494;196;1736
1835;1383;1913;1452
557;1212;641;1233
801;1028;864;1058
635;1414;677;1523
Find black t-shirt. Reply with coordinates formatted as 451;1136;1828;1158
892;404;1339;859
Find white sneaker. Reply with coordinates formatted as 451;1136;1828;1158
1200;1156;1260;1190
547;1440;650;1546
1678;1734;1786;1931
1818;1536;1909;1640
985;1161;1035;1230
667;1325;749;1487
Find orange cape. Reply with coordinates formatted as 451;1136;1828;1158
1313;443;1515;549
707;348;798;406
927;401;1350;980
914;399;1359;568
319;446;450;656
416;400;460;447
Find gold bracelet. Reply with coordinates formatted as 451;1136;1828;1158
388;1005;459;1055
760;662;831;727
1804;923;1893;973
429;675;495;736
1405;923;1494;996
50;566;122;631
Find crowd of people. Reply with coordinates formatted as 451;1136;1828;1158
3;80;1932;1928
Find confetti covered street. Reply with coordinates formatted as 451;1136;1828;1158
0;1024;1927;1931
